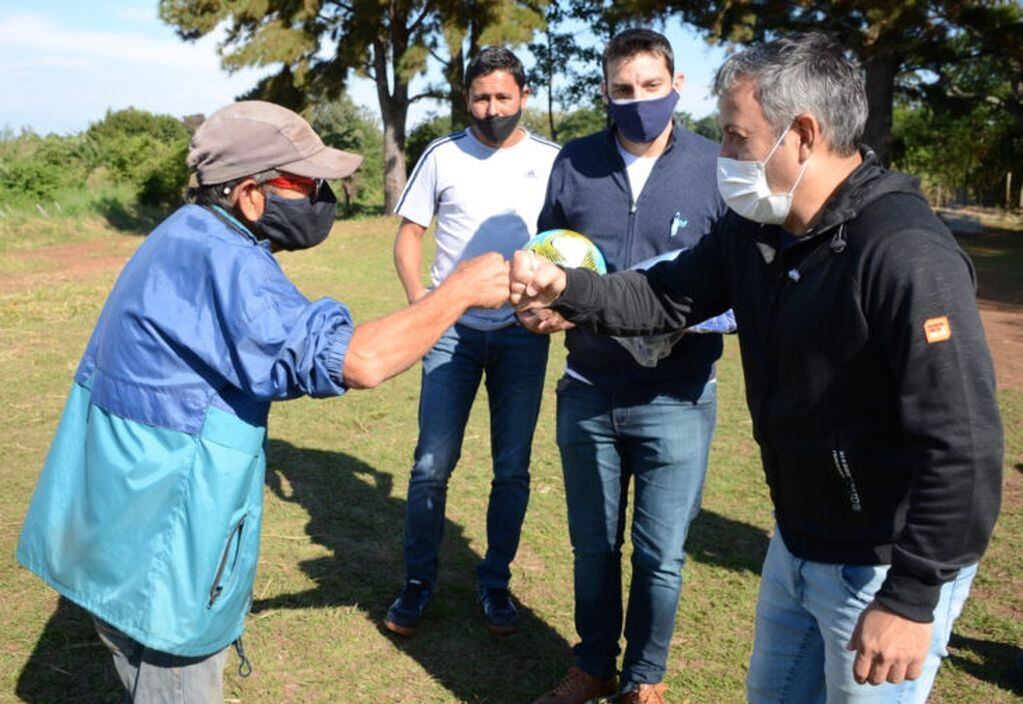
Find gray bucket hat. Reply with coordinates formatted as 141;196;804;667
187;101;364;185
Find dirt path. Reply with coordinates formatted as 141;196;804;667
943;213;1023;393
0;238;138;295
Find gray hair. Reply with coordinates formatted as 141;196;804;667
186;169;280;208
713;33;867;156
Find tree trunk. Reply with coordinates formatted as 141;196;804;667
372;36;409;215
862;48;900;164
448;45;470;130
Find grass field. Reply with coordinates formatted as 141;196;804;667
1;210;1020;703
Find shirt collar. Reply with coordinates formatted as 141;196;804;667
209;205;260;245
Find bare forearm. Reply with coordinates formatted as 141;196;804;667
343;253;509;388
394;221;427;304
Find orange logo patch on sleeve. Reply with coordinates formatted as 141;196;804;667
924;316;952;344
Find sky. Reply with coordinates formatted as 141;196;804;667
0;1;728;137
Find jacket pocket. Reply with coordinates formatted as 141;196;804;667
831;448;864;514
208;513;246;609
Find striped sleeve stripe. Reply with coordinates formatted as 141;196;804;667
395;132;466;215
528;134;561;151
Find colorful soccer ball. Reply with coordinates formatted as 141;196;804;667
523;229;607;274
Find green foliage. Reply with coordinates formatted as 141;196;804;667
84;107;189;146
520;107;555;140
138;140;191;209
556;104;607;143
85;109;190;200
678;110;722;143
0;108;192;213
306;96;386;214
406;113;455;170
892;99;1020;206
644;0;1022;162
160;0;440;212
0;160;64;202
0;131;94;205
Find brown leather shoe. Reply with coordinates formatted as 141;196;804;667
531;667;618;704
618;682;667;704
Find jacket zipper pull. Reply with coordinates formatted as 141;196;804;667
234;637;253;677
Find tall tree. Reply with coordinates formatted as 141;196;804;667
916;3;1023;135
626;0;1016;163
160;0;436;214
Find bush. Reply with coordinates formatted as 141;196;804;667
405;113;454;171
84;108;191;207
138;141;190;208
0;160;64;202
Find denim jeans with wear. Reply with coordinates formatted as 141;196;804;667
404;322;549;589
556;375;717;688
94;618;229;703
747;529;978;704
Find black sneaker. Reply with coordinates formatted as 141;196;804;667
479;586;518;635
384;579;432;636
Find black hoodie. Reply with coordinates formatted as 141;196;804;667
552;151;1003;622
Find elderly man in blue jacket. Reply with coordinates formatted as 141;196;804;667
16;101;510;703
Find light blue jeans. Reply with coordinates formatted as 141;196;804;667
556;376;716;687
403;322;549;589
747;529;977;704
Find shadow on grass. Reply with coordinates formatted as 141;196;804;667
253;439;573;703
687;509;769;574
94;197;166;235
15;597;121;704
948;633;1023;696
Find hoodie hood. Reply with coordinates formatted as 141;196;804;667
810;147;924;235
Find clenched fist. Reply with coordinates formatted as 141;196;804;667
448;253;511;309
510;250;568;311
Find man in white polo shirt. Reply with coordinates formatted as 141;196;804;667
385;46;560;637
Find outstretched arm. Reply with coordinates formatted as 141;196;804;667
510;223;731;336
343;253;510;389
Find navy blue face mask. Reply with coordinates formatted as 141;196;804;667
606;90;680;144
255;182;337;251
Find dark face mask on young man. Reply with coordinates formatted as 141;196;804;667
606;90;679;144
472;110;522;145
254;181;338;251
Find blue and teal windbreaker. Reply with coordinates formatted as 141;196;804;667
17;205;353;656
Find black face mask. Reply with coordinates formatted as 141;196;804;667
472;109;522;145
254;182;337;251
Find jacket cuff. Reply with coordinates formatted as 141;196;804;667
325;323;355;389
551;267;597;317
872;570;944;623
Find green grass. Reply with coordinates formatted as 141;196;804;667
1;214;1020;703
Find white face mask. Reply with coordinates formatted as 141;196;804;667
717;127;809;225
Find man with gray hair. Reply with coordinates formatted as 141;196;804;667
17;100;511;702
510;33;1002;703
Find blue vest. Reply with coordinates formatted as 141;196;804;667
17;205;353;656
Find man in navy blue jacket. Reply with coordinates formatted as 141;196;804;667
526;29;728;704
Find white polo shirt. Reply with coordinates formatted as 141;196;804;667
396;127;560;330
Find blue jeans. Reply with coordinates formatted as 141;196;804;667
747;529;978;704
556;376;717;687
403;323;549;589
